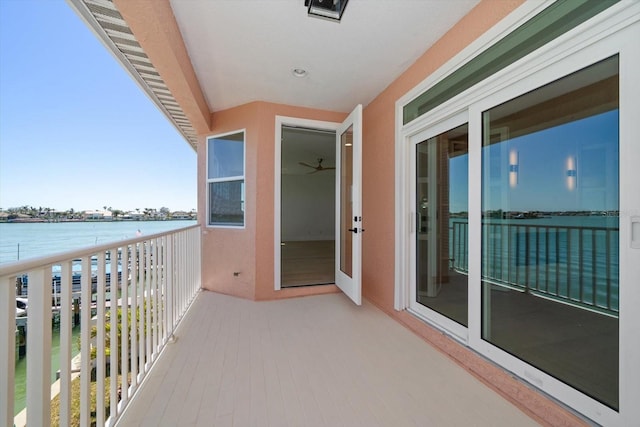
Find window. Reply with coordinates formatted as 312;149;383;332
207;131;245;227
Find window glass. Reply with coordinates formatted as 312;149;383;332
416;123;468;326
481;56;619;409
208;181;244;227
207;132;244;179
207;131;245;227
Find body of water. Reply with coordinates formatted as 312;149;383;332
0;220;197;264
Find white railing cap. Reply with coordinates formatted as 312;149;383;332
0;224;200;278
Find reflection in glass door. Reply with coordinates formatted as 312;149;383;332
481;56;619;409
416;124;468;326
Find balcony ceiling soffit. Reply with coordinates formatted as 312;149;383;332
169;0;481;113
76;0;198;150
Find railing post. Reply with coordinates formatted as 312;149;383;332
195;227;201;294
555;227;561;295
138;242;146;379
130;243;139;390
26;267;52;427
109;248;119;425
152;239;158;361
96;252;106;427
166;235;174;342
591;230;597;306
177;234;182;317
524;225;530;292
159;237;165;345
0;275;16;427
606;229;612;310
567;228;572;299
80;256;91;427
545;227;550;293
145;240;152;371
120;245;129;409
192;227;202;292
59;261;73;427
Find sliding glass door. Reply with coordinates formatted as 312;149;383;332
415;123;469;328
481;56;619;409
400;5;640;422
410;114;468;338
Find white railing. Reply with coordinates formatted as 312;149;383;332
0;225;201;427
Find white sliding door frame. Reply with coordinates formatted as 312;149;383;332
407;111;469;342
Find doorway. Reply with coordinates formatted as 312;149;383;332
277;123;337;288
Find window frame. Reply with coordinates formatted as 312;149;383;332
206;129;246;228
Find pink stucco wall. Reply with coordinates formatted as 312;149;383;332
200;102;346;301
361;0;526;312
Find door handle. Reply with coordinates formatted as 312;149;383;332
348;228;358;234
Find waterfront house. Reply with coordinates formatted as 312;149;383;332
2;1;639;426
122;211;144;221
82;211;103;221
82;210;113;221
170;211;191;220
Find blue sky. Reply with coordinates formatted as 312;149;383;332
447;110;618;213
481;110;619;212
0;0;197;213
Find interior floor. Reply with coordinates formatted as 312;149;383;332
418;271;618;409
487;285;618;410
417;272;469;326
281;240;334;287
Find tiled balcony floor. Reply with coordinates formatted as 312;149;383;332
117;291;538;427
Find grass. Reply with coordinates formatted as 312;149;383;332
49;301;150;425
50;372;125;427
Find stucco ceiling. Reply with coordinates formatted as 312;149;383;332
169;0;480;114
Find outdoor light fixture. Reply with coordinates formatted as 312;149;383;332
509;149;519;188
305;0;349;22
566;155;577;190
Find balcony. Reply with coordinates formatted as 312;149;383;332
0;224;542;427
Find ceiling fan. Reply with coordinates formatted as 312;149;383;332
298;158;335;173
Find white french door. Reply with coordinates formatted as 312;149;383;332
335;104;363;305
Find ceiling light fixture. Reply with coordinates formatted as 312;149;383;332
292;68;308;78
305;0;349;22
